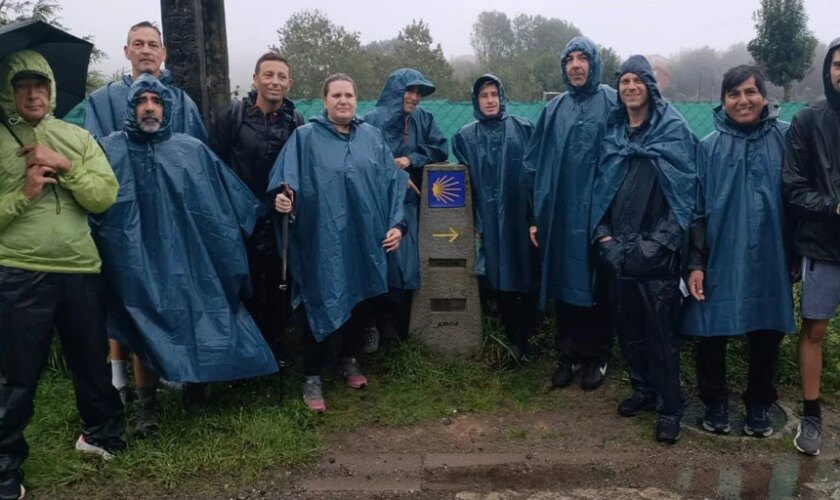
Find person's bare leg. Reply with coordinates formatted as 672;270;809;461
800;318;830;400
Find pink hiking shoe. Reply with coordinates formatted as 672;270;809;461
340;357;368;389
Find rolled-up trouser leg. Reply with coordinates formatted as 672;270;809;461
0;268;58;476
55;273;125;442
638;279;683;417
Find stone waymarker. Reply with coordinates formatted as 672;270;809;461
409;163;481;357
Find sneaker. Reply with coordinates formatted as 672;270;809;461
579;362;607;391
794;416;822;456
551;360;580;388
617;393;657;417
744;403;772;438
363;327;380;354
75;434;126;460
340;357;368;389
134;401;161;438
0;470;24;500
655;415;681;444
702;400;731;435
303;379;326;412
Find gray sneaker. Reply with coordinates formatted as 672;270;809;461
794;416;822;456
363;327;380;354
340;357;368;389
302;379;326;412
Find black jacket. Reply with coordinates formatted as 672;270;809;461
783;38;840;263
211;92;303;255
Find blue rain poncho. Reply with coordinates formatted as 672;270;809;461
267;111;407;341
591;56;697;240
683;106;795;336
90;74;277;382
84;70;207;141
453;74;537;293
363;68;448;290
524;37;617;307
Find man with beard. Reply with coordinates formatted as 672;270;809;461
784;37;840;456
525;37;616;391
211;52;304;374
91;75;277;436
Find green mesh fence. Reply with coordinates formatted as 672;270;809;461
295;100;807;160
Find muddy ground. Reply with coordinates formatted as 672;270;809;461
44;376;840;499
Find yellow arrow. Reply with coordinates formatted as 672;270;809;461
432;227;459;243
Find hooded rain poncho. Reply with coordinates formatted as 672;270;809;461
453;74;537;293
363;68;448;290
267;111;407;340
84;70;207;142
524;37;617;307
683;105;794;336
91;74;276;382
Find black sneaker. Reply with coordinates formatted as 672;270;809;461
75;434;127;460
579;362;607;391
702;400;731;435
617;393;656;417
0;470;24;500
744;403;772;438
655;415;681;444
551;360;580;388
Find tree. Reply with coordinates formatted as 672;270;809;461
272;10;365;99
394;20;454;98
599;46;622;86
470;11;514;73
747;0;818;101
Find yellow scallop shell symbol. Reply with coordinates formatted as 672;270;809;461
431;175;462;204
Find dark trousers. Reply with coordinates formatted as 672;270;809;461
554;283;613;363
245;247;288;362
483;290;539;352
297;299;375;377
610;278;682;417
696;330;784;407
374;288;414;340
0;267;125;475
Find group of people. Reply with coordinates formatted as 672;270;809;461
0;18;838;498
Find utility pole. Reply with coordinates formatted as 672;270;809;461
160;0;231;133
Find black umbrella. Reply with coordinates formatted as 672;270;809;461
0;19;93;118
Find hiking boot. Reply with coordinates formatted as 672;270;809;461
363;327;380;354
340;357;368;389
0;470;24;500
303;379;326;412
75;434;127;460
655;415;681;444
794;416;822;456
134;401;161;438
117;386;133;407
744;403;773;438
551;360;580;388
617;393;656;417
579;361;607;391
702;400;731;435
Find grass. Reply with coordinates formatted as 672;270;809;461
26;329;559;496
22;293;840;496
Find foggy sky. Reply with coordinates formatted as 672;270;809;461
61;0;838;92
